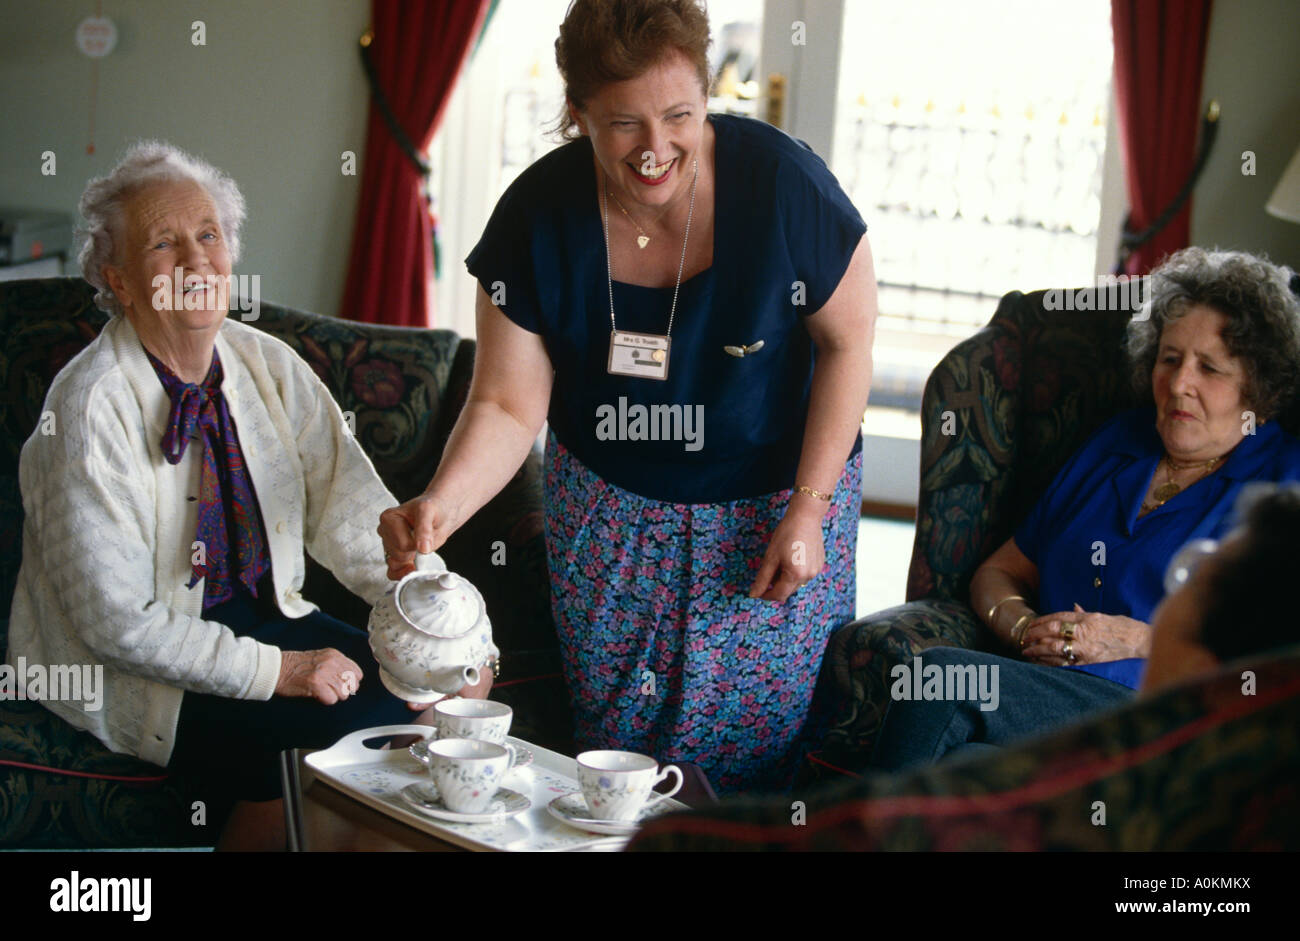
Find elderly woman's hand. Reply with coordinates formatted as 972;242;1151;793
749;507;826;603
276;648;365;704
1021;604;1153;666
378;492;460;580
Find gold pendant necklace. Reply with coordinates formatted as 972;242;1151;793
1146;454;1222;510
608;189;669;249
601;160;699;381
1151;478;1182;504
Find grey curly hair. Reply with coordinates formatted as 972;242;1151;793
77;140;246;315
1126;248;1300;421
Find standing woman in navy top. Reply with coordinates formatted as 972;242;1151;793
379;0;877;793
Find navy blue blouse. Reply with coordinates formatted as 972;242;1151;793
465;113;867;503
1015;406;1300;687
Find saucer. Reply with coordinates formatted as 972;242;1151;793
546;792;674;836
400;782;531;823
409;735;534;770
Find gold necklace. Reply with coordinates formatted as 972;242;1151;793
607;189;671;249
600;159;698;380
1165;454;1223;472
1146;454;1222;510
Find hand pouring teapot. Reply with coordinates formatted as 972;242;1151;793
367;552;498;703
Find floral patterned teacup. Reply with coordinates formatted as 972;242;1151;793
433;699;518;766
428;739;511;814
577;750;683;822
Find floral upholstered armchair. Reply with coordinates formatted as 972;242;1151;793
806;283;1300;781
805;286;1147;779
0;278;569;847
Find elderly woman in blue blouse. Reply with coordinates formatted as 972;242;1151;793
870;248;1300;770
379;0;876;794
5;141;483;849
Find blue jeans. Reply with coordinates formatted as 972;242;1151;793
869;646;1134;772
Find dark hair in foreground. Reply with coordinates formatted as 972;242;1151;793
1126;247;1300;421
1199;483;1300;662
552;0;711;140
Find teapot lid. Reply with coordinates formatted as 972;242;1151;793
396;571;482;638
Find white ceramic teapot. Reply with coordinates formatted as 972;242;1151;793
367;552;498;703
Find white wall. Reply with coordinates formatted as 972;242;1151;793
1191;0;1300;266
0;0;370;317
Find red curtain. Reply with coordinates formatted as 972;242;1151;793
1110;0;1213;276
341;0;490;326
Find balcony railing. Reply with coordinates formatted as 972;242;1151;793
839;100;1108;336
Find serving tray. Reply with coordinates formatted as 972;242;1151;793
303;725;686;852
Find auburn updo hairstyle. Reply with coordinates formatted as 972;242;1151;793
552;0;712;140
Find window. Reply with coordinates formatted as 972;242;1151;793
429;0;570;337
830;0;1113;406
434;1;1114;416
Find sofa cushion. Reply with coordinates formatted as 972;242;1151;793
0;699;213;847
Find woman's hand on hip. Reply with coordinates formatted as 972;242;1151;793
275;648;364;704
378;493;457;580
1021;604;1152;665
748;507;826;603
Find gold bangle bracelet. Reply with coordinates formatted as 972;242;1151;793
1011;613;1033;647
987;595;1026;624
794;485;832;501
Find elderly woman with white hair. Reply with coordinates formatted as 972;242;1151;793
4;140;482;849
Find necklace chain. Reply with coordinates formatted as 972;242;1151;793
608;189;669;245
601;159;698;339
1142;453;1224;512
1165;454;1222;472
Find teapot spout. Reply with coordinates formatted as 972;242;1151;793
426;664;480;694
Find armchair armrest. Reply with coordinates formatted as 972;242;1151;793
630;646;1300;851
814;599;985;773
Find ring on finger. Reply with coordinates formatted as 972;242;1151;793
1063;641;1076;663
1061;622;1077;641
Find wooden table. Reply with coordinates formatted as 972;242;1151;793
280;748;717;852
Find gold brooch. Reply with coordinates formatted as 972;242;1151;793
724;341;765;357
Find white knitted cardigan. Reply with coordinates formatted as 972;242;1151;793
6;314;406;766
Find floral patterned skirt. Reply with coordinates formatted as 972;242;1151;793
542;431;862;795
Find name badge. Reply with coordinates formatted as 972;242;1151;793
607;330;670;381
